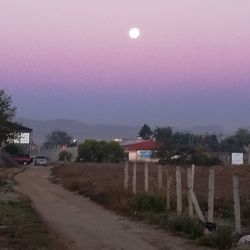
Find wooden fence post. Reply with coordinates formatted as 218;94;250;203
166;169;172;210
233;174;241;234
144;162;149;193
124;161;129;190
208;167;215;223
158;165;163;191
176;166;182;215
132;162;137;194
187;168;193;217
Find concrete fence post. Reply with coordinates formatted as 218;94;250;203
208;167;215;223
166;169;172;210
124;161;129;190
233;174;241;234
132;162;137;194
144;162;149;193
176;166;182;215
187;168;194;217
158;165;163;191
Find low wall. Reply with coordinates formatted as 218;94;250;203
39;147;78;163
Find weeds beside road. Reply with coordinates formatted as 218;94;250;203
0;167;63;250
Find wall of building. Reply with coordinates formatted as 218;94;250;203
128;150;157;162
128;151;137;162
39;146;78;163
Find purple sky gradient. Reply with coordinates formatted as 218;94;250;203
1;0;250;129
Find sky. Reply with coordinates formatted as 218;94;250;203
0;0;250;129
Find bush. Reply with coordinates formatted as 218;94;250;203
78;140;124;163
241;199;250;228
190;152;223;166
58;151;73;161
169;215;204;239
144;212;169;226
89;188;131;211
128;194;165;214
199;225;233;249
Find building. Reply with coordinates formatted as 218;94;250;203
122;139;159;162
8;122;33;155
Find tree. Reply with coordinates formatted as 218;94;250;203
153;127;175;162
0;89;16;144
44;130;72;147
77;140;100;162
138;124;153;140
105;141;124;163
77;140;124;163
222;128;250;153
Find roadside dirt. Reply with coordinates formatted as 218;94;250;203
14;167;209;250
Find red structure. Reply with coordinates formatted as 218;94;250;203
122;140;159;162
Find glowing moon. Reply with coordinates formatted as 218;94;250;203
129;28;140;39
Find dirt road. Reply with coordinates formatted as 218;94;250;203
15;167;208;250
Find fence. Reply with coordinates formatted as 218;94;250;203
123;162;244;234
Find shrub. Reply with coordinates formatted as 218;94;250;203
241;199;250;228
128;194;165;214
144;212;169;226
90;188;131;211
78;140;124;163
199;225;233;249
58;151;73;161
190;152;223;166
169;215;204;239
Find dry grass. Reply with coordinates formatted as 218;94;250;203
52;163;250;230
52;163;250;199
52;163;250;248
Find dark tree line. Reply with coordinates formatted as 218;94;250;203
138;124;250;166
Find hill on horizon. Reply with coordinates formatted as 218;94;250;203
17;118;140;145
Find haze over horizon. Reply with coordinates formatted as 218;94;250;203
1;1;250;130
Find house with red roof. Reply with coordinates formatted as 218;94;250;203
122;139;159;162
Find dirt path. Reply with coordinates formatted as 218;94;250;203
14;167;208;250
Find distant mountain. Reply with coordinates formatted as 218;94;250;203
17;118;140;145
16;118;230;145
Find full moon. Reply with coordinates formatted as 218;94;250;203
129;28;140;39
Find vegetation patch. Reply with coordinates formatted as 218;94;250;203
0;198;60;250
168;215;204;239
198;225;233;249
127;194;166;214
0;168;63;250
52;163;241;249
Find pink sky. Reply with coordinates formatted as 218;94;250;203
0;0;250;128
